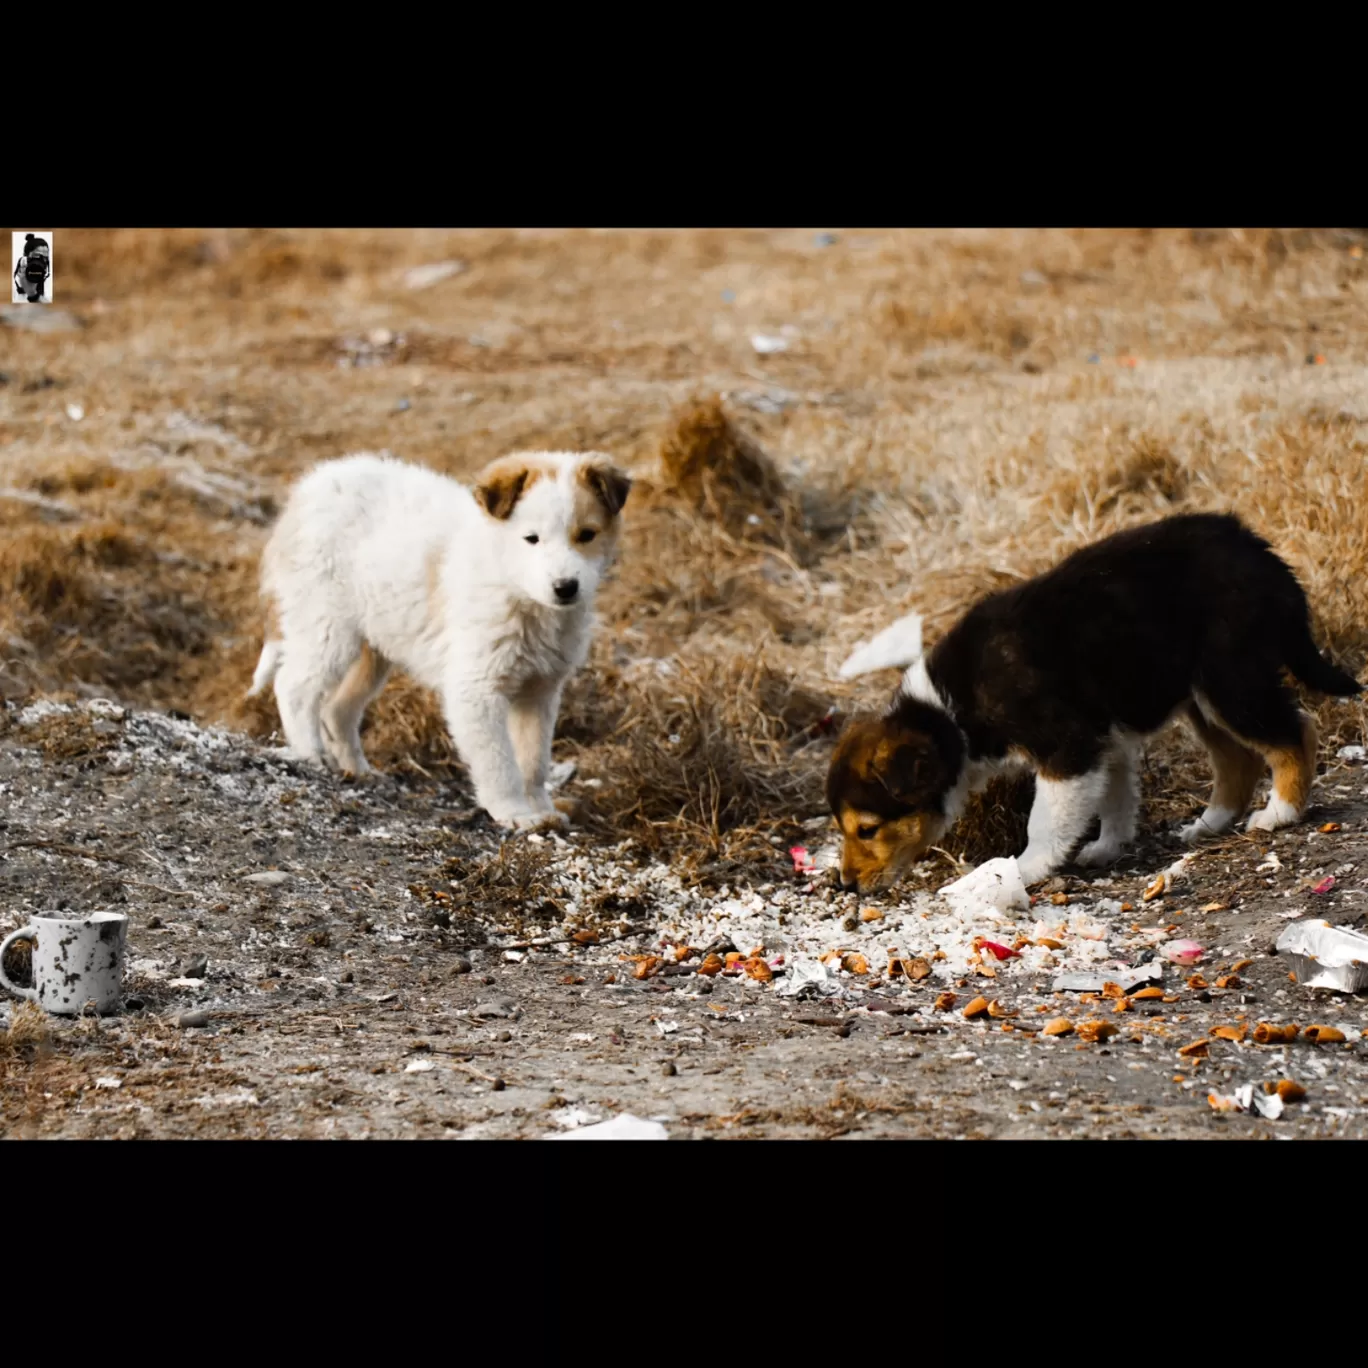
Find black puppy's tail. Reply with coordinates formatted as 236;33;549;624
1285;622;1363;696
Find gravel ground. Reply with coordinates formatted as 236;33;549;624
3;698;1366;1139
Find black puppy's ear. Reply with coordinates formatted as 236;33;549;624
873;732;941;803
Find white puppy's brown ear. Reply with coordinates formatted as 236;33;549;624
474;460;532;520
580;460;632;518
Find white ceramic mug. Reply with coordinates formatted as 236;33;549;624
0;912;128;1015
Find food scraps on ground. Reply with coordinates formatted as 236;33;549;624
1042;1018;1074;1037
963;995;990;1019
1177;1039;1210;1058
1302;1025;1346;1044
934;992;958;1011
1253;1022;1299;1044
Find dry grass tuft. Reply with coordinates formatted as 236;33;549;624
3;1000;48;1051
577;656;829;852
947;774;1037;867
657;396;813;553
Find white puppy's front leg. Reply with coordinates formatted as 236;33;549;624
443;687;556;829
509;682;563;815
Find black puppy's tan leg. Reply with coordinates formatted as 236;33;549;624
1179;700;1265;843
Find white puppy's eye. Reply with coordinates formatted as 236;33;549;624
524;534;540;545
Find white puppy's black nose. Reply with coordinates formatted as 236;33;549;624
553;578;580;604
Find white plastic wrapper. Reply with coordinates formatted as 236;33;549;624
940;857;1030;919
548;1114;669;1140
1276;918;1368;993
775;958;842;998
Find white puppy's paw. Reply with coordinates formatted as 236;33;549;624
1016;849;1056;886
1075;838;1122;868
489;805;568;833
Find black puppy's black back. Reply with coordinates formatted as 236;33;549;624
924;513;1360;777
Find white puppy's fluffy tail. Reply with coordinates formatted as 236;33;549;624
837;612;924;679
247;640;284;698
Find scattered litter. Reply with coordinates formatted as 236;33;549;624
404;260;466;290
1254;1091;1285;1120
1257;852;1283;873
1336;745;1366;763
976;938;1020;962
941;857;1030;918
1053;963;1163;994
1320;823;1342;834
750;333;790;355
789;845;815;873
1209;1084;1284;1119
1275;919;1368;993
548;1114;668;1140
1160;939;1205;966
1303;1025;1347;1044
1311;876;1336;895
65;403;84;422
404;1059;435;1073
94;1076;122;1090
244;871;290;886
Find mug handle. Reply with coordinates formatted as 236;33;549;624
0;926;39;1003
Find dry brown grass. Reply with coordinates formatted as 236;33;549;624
2;227;1366;874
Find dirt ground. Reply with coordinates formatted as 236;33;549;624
1;228;1367;1139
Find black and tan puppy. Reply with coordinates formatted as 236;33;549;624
828;513;1362;893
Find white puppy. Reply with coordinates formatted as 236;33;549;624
248;450;631;828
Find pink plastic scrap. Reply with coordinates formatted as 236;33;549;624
790;845;815;873
1159;938;1204;965
1311;876;1336;895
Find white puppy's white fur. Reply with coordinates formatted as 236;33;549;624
248;450;629;828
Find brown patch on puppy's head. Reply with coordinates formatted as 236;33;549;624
473;454;550;521
571;456;631;557
825;700;964;894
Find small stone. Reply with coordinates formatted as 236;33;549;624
340;970;354;984
451;958;472;975
491;1078;506;1091
177;1010;212;1029
146;915;163;930
179;953;208;980
496;1029;512;1042
661;1061;677;1076
473;999;515;1020
244;871;290;887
